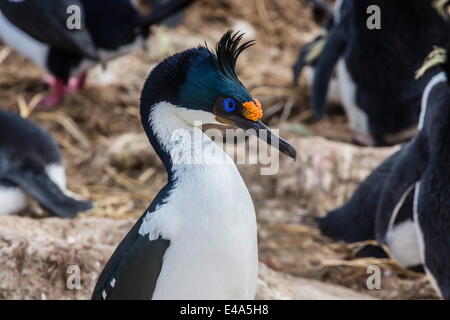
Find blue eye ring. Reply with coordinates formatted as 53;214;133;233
223;98;237;112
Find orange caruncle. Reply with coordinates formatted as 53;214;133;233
242;99;263;121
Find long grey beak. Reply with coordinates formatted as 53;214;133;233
233;118;297;160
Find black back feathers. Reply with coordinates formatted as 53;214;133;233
135;0;197;27
211;30;255;83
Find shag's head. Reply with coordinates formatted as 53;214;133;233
141;30;296;159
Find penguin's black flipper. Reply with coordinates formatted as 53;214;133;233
306;0;334;16
354;245;388;259
311;20;347;119
0;0;98;60
4;167;92;219
375;135;428;244
135;0;197;27
318;150;401;243
148;0;186;28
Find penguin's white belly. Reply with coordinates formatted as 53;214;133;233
0;10;49;70
153;220;258;300
307;67;342;106
140;163;258;300
386;219;421;267
336;59;370;135
0;185;26;216
0;163;69;216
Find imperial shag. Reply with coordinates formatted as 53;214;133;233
92;30;296;300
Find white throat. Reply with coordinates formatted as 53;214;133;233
148;102;233;170
139;101;258;299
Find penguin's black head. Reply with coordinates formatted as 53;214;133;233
140;30;297;159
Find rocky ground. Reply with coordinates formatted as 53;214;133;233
0;0;438;299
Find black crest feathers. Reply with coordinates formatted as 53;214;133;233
212;30;255;82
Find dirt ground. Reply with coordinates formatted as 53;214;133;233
0;0;437;299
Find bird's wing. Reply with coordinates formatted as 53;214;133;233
318;150;403;243
0;0;98;59
310;16;348;119
92;184;173;300
92;231;170;300
4;162;92;218
134;0;197;27
147;0;187;27
375;134;428;243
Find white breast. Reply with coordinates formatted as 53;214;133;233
138;103;258;300
385;184;421;268
0;10;49;70
0;185;27;216
148;162;258;300
307;67;342;106
386;219;421;267
336;59;370;135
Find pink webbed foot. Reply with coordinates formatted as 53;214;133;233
42;75;57;87
37;78;66;110
66;72;88;94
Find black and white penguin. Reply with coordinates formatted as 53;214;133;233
318;149;422;268
0;0;196;108
310;0;450;146
319;46;450;298
0;110;92;218
91;30;297;300
375;47;450;299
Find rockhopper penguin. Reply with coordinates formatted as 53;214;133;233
310;0;450;146
319;45;450;299
0;110;92;218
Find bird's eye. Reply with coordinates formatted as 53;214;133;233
223;98;236;112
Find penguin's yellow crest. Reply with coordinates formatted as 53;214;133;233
415;46;447;79
434;0;450;19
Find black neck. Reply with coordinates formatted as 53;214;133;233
141;107;176;183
